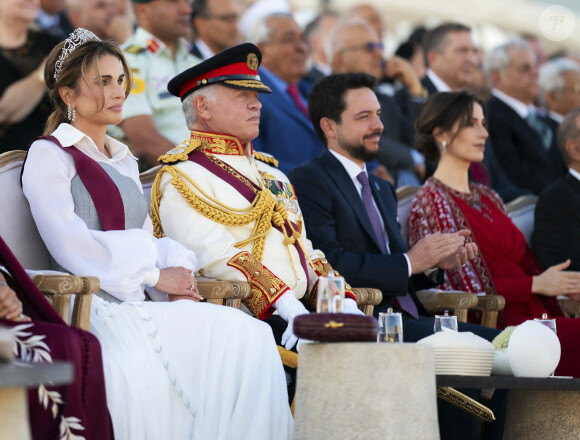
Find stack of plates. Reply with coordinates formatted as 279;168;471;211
433;347;495;376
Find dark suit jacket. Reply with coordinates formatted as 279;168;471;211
190;42;204;59
288;149;432;316
543;115;567;176
487;96;559;195
302;66;326;85
421;75;438;95
252;68;325;173
532;172;580;270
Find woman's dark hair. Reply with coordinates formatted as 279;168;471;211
43;38;132;134
307;72;377;146
414;91;486;162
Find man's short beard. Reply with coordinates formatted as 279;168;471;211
340;133;380;163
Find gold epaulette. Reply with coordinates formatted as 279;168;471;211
254;151;279;168
158;139;202;164
124;45;146;55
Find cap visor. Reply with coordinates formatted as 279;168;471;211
222;79;272;93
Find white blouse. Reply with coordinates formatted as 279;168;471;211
22;123;197;301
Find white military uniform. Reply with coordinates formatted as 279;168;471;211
153;131;345;319
115;27;201;145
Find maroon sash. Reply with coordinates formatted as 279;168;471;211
188;150;311;284
0;235;64;324
28;136;126;231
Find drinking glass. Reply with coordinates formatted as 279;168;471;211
316;275;345;313
534;313;557;335
433;310;458;333
377;308;403;343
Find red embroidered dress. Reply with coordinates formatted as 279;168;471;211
408;177;580;377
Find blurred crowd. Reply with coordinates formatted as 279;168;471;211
2;0;580;201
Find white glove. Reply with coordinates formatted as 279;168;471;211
274;291;309;350
343;298;365;315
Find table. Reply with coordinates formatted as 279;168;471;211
0;361;74;440
437;375;580;439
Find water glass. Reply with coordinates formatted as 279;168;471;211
433;310;458;333
534;313;557;335
316;275;345;313
377;309;403;343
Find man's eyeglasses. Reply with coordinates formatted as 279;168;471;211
340;41;384;53
201;13;239;23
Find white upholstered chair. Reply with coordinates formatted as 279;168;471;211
0;150;97;330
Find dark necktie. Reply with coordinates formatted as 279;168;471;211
526;112;553;151
357;171;419;319
287;84;309;118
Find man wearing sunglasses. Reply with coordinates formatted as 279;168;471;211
190;0;241;60
328;18;426;187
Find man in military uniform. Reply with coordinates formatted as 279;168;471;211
114;0;201;169
150;43;364;352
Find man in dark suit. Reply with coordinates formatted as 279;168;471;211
533;109;580;271
328;19;426;186
302;12;340;85
538;57;580;176
289;71;505;440
190;0;241;60
288;72;499;340
248;12;325;173
486;39;562;195
421;22;477;94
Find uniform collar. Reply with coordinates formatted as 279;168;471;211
190;130;253;156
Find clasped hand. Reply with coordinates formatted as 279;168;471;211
407;230;478;274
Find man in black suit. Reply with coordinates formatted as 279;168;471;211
533;109;580;271
288;72;505;440
328;19;426;186
190;0;241;60
302;12;340;85
421;22;477;94
486;39;562;195
288;73;498;339
538;57;580;176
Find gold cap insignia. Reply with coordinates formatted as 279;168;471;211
247;53;259;71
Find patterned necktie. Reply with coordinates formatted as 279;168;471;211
287;84;309;118
526;112;553;151
356;171;419;319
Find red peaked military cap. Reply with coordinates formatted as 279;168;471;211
167;43;271;101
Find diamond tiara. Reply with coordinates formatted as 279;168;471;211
54;28;102;80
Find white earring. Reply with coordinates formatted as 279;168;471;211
67;104;72;121
441;140;447;153
71;108;76;122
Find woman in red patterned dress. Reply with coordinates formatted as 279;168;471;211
408;91;580;377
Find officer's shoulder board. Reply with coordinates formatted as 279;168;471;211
254;151;279;168
124;45;146;55
158;139;202;164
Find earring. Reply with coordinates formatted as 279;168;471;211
67;104;71;121
71;108;76;123
441;140;447;153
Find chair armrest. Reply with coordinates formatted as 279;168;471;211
32;274;85;296
196;278;251;309
416;289;478;323
352;287;382;316
471;295;505;328
558;297;580;318
31;274;98;331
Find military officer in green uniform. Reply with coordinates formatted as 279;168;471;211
114;0;201;169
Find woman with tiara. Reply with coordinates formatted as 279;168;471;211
22;29;293;440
